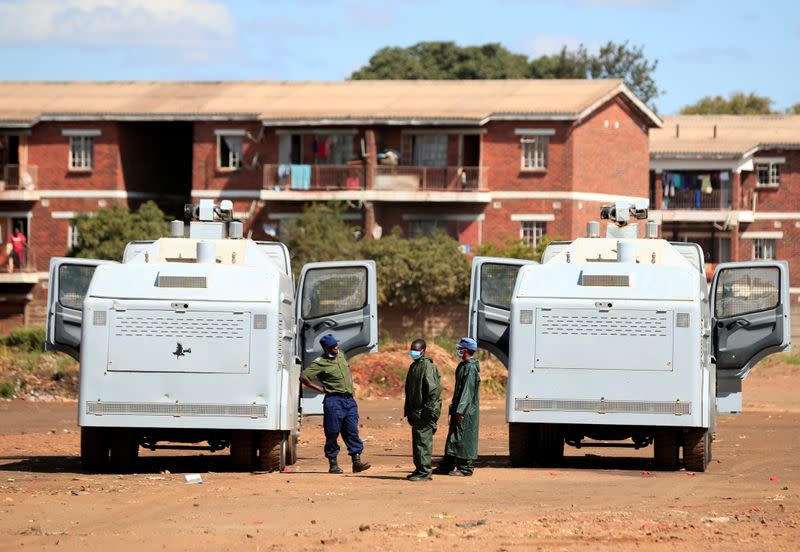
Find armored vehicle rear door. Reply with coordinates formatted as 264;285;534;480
468;257;536;367
45;257;116;361
296;260;378;414
710;261;791;414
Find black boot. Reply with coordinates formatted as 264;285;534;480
351;453;371;473
328;457;343;474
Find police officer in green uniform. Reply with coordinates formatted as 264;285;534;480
434;337;480;477
300;334;371;474
403;338;441;482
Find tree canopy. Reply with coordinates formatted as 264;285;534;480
789;103;800;115
350;40;661;105
680;92;775;115
70;201;169;261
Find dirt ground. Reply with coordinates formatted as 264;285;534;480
1;360;798;551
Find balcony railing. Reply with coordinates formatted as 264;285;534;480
1;164;38;191
375;166;486;191
263;165;365;191
262;164;487;192
656;189;731;210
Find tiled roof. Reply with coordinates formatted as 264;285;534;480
0;80;661;127
651;115;800;157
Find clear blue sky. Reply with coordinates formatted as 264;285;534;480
1;0;798;114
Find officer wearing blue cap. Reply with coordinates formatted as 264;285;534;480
434;337;481;476
300;333;371;474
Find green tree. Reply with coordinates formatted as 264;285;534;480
71;201;169;261
680;92;775;115
474;236;552;262
352;40;661;105
350;41;530;80
280;202;362;279
788;103;800;114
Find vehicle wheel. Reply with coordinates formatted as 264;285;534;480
81;427;110;472
509;423;535;467
537;424;564;467
109;429;139;473
286;431;299;466
654;428;680;471
684;428;710;472
258;430;285;472
230;430;256;471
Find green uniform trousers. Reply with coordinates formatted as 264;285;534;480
411;420;437;476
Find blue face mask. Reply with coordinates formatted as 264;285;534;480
455;348;464;358
409;350;422;360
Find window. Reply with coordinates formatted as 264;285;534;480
313;134;355;165
520;221;546;248
756;163;781;186
217;132;243;169
69;136;93;170
753;239;775;260
412;135;448;167
67;220;81;250
521;136;548;169
409;219;448;238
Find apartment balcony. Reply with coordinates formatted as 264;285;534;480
0;249;40;284
651;189;754;224
0;164;40;201
259;164;490;203
657;189;731;210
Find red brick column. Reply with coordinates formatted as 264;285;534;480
731;171;741;210
654;171;663;209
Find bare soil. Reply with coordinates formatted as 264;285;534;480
1;359;798;551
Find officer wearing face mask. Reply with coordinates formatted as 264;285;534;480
403;338;441;481
434;337;481;477
300;333;371;474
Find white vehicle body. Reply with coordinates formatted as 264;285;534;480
46;202;377;472
469;220;791;471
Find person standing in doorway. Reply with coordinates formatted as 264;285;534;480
434;337;481;477
403;338;441;481
299;333;371;474
7;227;26;273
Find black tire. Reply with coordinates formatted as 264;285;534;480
80;427;110;472
684;428;710;472
258;430;284;472
109;429;139;473
537;424;564;467
286;431;299;466
230;430;256;471
509;423;535;467
654;428;680;471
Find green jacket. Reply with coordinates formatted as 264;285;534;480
302;351;354;395
445;357;480;460
403;356;441;425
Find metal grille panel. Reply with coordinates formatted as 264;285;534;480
676;312;690;327
581;274;630;287
93;311;107;326
515;398;691;415
113;314;246;339
539;312;668;337
715;266;779;318
157;275;207;288
519;309;533;324
86;401;266;418
253;314;267;330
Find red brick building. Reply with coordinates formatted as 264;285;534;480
0;80;660;330
649;115;800;301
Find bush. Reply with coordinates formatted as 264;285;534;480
2;326;46;352
474;235;553;262
0;380;16;399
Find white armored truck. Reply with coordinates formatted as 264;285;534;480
469;201;791;471
45;200;377;472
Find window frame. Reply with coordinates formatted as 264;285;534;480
68;135;94;171
216;130;245;171
520;220;546;248
520;135;549;171
755;162;781;187
752;238;776;261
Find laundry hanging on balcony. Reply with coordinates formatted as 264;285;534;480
290;164;311;190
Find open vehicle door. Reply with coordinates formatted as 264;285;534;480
468;257;536;367
296;261;378;415
45;257;117;361
711;261;791;414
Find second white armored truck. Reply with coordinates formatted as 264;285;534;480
469;201;791;471
46;200;377;472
